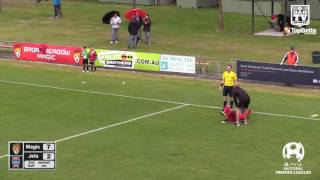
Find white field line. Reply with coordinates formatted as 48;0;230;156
0;80;186;106
0;154;8;159
0;79;319;121
54;104;189;143
0;104;189;159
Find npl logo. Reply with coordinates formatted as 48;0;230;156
275;142;312;175
291;5;310;28
282;142;304;162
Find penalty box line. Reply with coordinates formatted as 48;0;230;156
0;104;189;160
0;79;319;121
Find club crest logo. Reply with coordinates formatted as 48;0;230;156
14;47;22;58
12;143;21;155
11;156;22;168
74;52;80;63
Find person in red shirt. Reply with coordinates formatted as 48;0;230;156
89;48;97;72
280;46;299;66
220;105;251;125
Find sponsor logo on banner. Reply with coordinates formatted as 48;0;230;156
136;59;159;65
237;60;320;86
135;52;160;71
160;61;168;70
13;42;83;65
96;50;136;69
275;142;312;175
160;55;196;74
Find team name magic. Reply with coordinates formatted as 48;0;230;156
25;144;41;151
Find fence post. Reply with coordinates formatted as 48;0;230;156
217;60;220;79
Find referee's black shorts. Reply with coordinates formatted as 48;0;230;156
223;86;233;97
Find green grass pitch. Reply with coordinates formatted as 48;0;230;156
0;60;319;180
0;0;320;64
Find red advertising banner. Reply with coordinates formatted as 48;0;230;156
13;42;83;65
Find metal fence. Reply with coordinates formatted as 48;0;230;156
195;58;237;80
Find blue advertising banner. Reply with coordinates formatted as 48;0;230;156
237;60;320;86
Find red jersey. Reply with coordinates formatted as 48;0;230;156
287;51;298;65
223;105;251;122
89;49;97;62
282;51;299;65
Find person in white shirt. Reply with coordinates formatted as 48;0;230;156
110;13;122;44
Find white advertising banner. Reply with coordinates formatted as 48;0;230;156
160;55;196;74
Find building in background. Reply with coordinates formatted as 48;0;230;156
177;0;217;8
222;0;320;19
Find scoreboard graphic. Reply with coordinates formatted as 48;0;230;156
8;141;56;170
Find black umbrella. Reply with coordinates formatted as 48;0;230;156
102;11;120;24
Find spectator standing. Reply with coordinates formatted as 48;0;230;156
143;14;152;46
128;15;140;48
110;12;122;44
135;13;143;45
52;0;62;18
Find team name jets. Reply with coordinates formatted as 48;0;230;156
28;153;39;159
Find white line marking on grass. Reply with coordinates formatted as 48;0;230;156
188;104;320;121
252;111;320;121
0;154;8;159
0;79;319;121
55;104;189;143
0;80;186;105
310;114;319;118
0;104;189;160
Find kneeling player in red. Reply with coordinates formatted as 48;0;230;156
220;105;251;125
